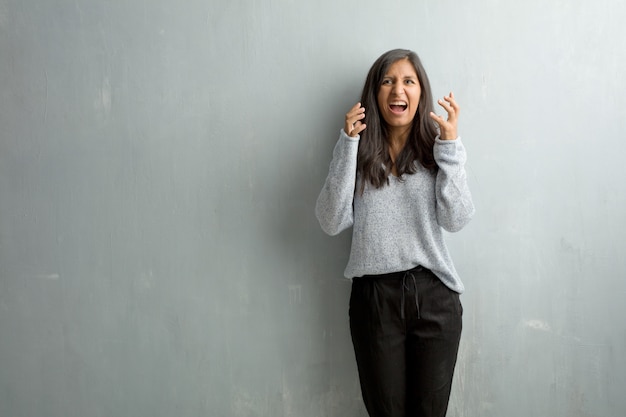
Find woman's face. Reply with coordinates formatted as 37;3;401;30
376;58;421;134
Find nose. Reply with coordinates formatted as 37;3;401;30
392;82;404;95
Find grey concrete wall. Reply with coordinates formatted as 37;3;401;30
1;0;625;416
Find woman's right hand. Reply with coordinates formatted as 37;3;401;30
344;102;366;137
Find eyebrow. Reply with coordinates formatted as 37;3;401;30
382;76;418;82
383;74;417;79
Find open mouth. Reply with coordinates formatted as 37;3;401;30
389;102;407;113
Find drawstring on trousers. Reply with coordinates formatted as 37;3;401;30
401;270;421;320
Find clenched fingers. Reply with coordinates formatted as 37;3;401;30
438;92;459;121
429;92;459;140
345;102;366;137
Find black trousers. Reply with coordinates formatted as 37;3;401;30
349;266;462;417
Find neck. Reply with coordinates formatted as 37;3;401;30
387;127;410;162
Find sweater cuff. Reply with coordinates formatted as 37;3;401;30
435;134;461;144
340;129;361;142
434;135;466;165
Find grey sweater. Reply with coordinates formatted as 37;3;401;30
315;129;475;293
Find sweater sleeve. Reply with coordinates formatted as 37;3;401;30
434;136;475;232
315;130;360;236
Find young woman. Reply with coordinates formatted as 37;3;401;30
315;49;475;417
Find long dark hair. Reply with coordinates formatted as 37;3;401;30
357;49;439;193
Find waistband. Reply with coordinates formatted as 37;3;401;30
360;265;429;320
361;265;430;280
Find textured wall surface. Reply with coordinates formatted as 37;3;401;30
1;1;625;416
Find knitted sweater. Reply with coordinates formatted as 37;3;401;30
315;129;475;293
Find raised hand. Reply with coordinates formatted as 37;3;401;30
429;92;459;140
345;102;366;138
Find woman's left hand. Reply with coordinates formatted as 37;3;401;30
429;92;459;140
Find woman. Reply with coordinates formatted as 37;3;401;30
315;49;475;417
